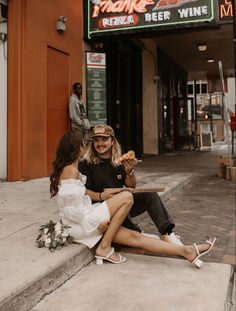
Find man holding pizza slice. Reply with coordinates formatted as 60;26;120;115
79;124;183;245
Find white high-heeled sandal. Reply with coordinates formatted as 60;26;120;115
95;247;126;265
191;238;216;268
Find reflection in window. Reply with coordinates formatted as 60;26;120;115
187;84;193;95
201;83;207;94
195;84;200;94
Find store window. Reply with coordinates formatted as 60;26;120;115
201;83;208;94
187;80;223;120
187;84;193;95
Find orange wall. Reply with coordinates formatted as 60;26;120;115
8;0;83;181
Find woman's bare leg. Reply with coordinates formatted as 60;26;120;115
95;191;133;260
113;227;213;263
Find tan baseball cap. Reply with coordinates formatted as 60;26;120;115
91;124;115;138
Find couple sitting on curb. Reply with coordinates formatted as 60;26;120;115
50;124;216;268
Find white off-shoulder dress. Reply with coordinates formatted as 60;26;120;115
57;178;110;248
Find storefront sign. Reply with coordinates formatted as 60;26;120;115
219;0;233;21
86;0;215;38
86;52;107;125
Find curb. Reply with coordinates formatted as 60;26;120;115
224;266;236;311
0;246;94;311
160;173;199;202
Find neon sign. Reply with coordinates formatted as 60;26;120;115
92;0;154;17
219;0;233;20
86;0;216;38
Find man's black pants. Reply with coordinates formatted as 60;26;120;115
122;192;175;235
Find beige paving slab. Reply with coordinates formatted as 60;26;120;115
0;171;205;311
0;223;94;311
0;178;57;239
0;178;94;311
31;253;232;311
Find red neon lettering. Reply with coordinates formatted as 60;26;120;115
154;0;197;10
220;3;233;17
98;14;139;28
92;0;154;18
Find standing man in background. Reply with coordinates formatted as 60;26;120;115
69;82;91;138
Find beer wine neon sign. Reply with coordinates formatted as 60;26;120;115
86;0;216;38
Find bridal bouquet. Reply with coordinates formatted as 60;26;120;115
36;220;73;252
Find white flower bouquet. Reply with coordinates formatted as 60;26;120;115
36;220;73;252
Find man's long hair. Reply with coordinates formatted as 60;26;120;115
82;137;122;165
50;131;82;197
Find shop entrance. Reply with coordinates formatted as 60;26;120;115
173;97;195;150
104;40;143;156
160;95;194;152
157;49;190;152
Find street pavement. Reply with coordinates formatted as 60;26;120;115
31;255;231;311
0;142;235;311
127;142;236;266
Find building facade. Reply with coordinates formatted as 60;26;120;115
6;0;84;181
1;0;235;181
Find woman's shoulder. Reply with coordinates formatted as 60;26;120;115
60;165;79;180
58;165;83;192
58;178;85;196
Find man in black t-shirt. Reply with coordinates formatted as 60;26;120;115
79;124;183;245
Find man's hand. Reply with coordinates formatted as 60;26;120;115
122;158;138;175
101;188;121;200
98;221;110;234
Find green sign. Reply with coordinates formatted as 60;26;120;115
86;0;216;39
86;52;107;125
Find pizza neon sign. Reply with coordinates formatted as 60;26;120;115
86;0;216;38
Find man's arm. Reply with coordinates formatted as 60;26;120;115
85;189;101;202
79;161;109;202
124;171;137;188
122;159;138;188
85;188;122;202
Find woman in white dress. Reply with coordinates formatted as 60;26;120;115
50;131;216;268
50;131;133;264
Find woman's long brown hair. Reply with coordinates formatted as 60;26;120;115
50;131;82;197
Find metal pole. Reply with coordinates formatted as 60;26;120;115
219;61;231;160
194;80;198;149
232;131;235;156
209;93;214;138
232;0;236;166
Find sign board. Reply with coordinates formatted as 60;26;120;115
86;52;107;125
219;0;233;22
85;0;216;39
230;114;235;131
199;125;213;151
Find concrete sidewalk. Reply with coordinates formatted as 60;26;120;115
31;254;232;311
0;169;196;311
0;143;235;311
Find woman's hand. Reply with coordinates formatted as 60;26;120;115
98;221;110;234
